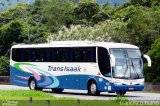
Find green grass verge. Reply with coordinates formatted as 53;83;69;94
0;100;125;106
0;90;160;106
0;90;73;100
1;99;160;106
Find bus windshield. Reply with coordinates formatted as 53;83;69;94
110;48;143;79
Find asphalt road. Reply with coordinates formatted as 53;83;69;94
0;85;160;101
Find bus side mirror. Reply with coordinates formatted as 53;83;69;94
110;54;115;67
143;54;151;67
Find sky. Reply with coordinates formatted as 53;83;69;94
96;0;128;6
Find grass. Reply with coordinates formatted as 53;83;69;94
0;90;73;100
0;100;126;106
0;90;160;106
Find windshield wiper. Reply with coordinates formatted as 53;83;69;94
123;58;129;79
130;59;139;79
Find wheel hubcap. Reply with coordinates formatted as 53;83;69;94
30;81;35;90
90;83;96;94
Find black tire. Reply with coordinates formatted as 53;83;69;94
29;78;42;91
51;88;64;93
116;91;126;96
29;78;37;90
87;80;100;95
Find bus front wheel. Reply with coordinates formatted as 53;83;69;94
88;81;100;95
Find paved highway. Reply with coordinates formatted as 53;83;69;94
0;85;160;101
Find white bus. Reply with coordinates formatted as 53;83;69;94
10;41;151;95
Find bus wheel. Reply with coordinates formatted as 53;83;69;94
116;91;126;96
51;88;64;93
29;78;37;90
88;81;100;95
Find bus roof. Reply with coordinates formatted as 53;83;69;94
11;41;139;49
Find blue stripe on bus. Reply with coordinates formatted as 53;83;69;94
10;66;144;92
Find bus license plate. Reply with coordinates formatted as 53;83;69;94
129;88;134;90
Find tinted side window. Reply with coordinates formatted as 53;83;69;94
71;47;96;62
57;48;69;62
98;47;111;77
85;48;96;62
12;49;21;62
12;47;96;63
72;48;84;62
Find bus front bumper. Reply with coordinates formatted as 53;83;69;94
112;84;144;92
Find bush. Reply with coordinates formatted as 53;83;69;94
47;20;128;43
146;38;160;82
0;56;9;76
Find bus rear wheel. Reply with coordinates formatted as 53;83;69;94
116;91;126;96
29;78;37;90
88;81;100;95
29;78;42;91
51;88;64;93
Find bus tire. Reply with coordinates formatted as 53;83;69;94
87;80;100;95
51;88;64;93
116;91;126;96
29;78;37;90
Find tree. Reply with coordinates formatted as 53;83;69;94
74;1;100;24
151;0;160;6
42;0;75;32
0;20;26;56
47;20;128;43
113;5;139;22
0;3;28;27
113;5;160;53
146;38;160;83
130;0;151;7
126;6;160;52
92;12;110;24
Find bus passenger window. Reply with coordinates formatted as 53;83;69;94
51;49;55;62
20;49;25;62
85;48;96;62
24;49;31;62
31;49;36;62
72;48;84;62
45;48;51;62
58;48;69;62
12;49;21;62
39;49;44;62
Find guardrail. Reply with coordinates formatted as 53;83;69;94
144;82;160;92
0;76;10;84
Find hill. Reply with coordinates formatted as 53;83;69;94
96;0;129;6
0;0;129;12
0;0;35;12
